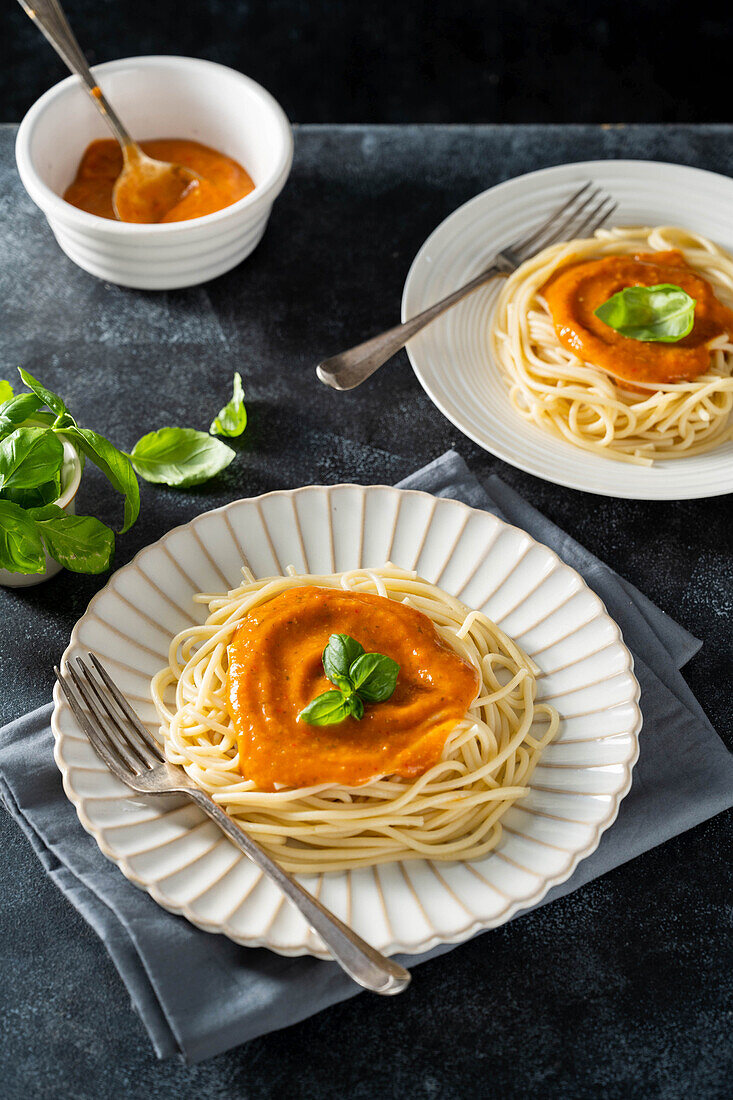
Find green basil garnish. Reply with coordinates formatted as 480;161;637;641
594;283;696;343
0;381;14;406
210;372;247;438
298;632;400;727
322;632;365;690
348;651;400;703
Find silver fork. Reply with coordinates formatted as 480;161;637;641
55;654;411;995
316;182;617;390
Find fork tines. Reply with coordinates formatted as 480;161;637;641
55;655;163;781
512;182;618;264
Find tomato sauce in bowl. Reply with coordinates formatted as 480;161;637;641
63;138;255;223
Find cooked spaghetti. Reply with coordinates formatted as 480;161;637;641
490;226;733;464
151;565;559;873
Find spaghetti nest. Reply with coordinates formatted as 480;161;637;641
490;226;733;464
151;565;559;874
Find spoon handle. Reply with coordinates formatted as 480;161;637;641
16;0;135;150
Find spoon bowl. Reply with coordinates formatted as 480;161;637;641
112;146;200;223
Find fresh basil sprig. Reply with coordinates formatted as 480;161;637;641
0;366;248;577
298;633;400;726
210;372;247;438
594;283;696;343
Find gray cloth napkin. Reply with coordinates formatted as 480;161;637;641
1;451;732;1063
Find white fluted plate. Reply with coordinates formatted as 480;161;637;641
402;159;733;499
52;485;642;958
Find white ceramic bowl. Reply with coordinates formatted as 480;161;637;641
15;56;294;290
0;431;82;588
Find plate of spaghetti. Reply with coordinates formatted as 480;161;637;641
52;485;641;957
403;160;733;499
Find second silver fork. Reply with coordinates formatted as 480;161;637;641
316;182;617;391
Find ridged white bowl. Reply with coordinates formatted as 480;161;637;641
403;159;733;500
16;56;293;290
52;485;642;957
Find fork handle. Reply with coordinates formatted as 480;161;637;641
187;789;411;994
316;262;506;391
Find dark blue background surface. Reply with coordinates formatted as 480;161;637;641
1;123;732;1097
2;0;731;124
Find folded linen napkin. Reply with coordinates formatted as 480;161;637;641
1;451;731;1063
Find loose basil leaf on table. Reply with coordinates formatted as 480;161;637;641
594;283;696;342
299;690;353;726
322;632;366;689
210;372;247;437
28;504;115;574
349;652;401;703
0;427;64;492
0;392;44;438
0;499;46;574
0;381;14;405
63;426;140;534
130;427;236;488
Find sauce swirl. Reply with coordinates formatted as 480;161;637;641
63;138;254;223
226;586;480;789
542;250;733;385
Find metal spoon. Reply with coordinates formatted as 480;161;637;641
17;0;200;223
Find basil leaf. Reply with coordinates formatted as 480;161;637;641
0;381;13;404
64;427;140;534
210;372;247;437
345;694;364;720
1;474;61;509
349;652;400;703
322;633;365;689
594;283;696;343
17;367;74;420
298;690;351;726
0;499;45;574
0;393;44;437
130;428;235;488
0;427;64;492
28;504;114;574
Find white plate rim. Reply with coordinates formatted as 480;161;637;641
402;158;733;501
51;483;643;957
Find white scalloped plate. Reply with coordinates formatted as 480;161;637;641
402;159;733;499
52;485;642;958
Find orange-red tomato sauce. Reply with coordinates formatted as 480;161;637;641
63;138;255;222
226;587;480;790
542;251;733;386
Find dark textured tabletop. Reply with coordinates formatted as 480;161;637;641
1;123;731;1099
